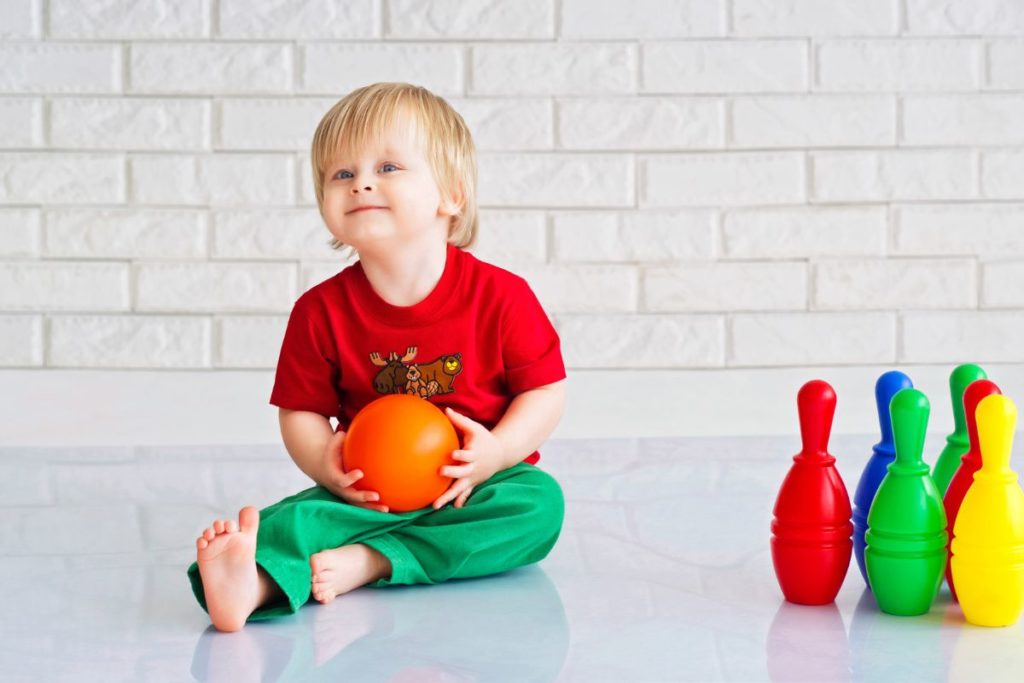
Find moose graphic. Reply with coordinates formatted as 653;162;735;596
369;346;463;398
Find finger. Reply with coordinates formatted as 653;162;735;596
339;469;364;487
455;487;473;508
357;502;389;513
441;463;474;479
451;449;476;462
445;407;481;433
360;490;380;503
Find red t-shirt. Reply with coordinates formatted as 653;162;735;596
269;243;565;465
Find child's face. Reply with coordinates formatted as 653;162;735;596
320;115;455;252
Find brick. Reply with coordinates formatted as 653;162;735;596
641;153;804;207
302;44;463;96
989;41;1024;90
816;40;980;91
0;461;49;503
902;95;1024;146
48;315;211;368
0;98;43;148
297;153;316;206
558;313;723;368
734;0;898;35
452;98;553;151
130;43;292;95
49;0;210;38
51;98;210;151
982;151;1024;199
212;208;333;259
645;262;806;312
731;95;894;148
0;0;40;38
814;259;976;310
0;315;43;366
217;98;333;151
220;0;376;38
301;261;356;292
479;153;633;208
44;208;207;260
643;41;806;94
552;210;714;262
730;312;896;366
515;265;638;313
982;262;1024;308
135;262;297;312
472;44;635;96
894;204;1024;257
467;210;547;266
559;98;723;150
215;316;287;368
388;0;553;38
0;209;41;258
130;154;294;206
560;0;723;38
906;0;1024;35
723;207;886;258
811;150;975;202
902;311;1024;362
0;262;129;311
0;44;121;94
0;153;125;205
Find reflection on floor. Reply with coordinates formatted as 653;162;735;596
1;436;1022;681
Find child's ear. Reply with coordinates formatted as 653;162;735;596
440;183;464;216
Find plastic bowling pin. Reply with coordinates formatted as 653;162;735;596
943;379;1001;601
933;364;987;495
865;388;948;616
951;394;1024;627
852;370;913;588
771;380;853;605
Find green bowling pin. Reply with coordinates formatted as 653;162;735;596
865;388;948;616
932;363;987;495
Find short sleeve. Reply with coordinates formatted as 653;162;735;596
269;295;342;417
500;278;566;394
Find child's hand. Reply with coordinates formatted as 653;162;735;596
321;429;389;513
432;407;506;510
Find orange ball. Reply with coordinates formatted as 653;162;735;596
342;395;459;512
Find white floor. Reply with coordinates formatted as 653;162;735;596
2;435;1023;682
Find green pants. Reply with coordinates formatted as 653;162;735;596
187;462;564;622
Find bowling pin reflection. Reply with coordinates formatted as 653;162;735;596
848;589;952;681
766;601;850;682
191;566;569;682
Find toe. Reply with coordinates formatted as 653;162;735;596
196;537;207;550
214;519;225;534
225;520;237;533
239;506;259;534
203;528;215;541
310;552;322;576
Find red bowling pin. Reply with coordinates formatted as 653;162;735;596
771;380;853;604
943;379;1001;601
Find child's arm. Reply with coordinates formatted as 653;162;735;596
279;408;389;512
491;379;567;470
434;379;566;509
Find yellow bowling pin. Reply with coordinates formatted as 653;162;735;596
950;394;1024;627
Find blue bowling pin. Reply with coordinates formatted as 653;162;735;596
852;370;913;587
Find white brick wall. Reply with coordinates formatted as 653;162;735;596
1;0;1023;389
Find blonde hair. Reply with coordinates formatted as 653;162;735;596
310;82;478;250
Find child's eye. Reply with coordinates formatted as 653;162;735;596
380;163;398;173
334;170;353;180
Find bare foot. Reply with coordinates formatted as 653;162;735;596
310;544;392;605
196;506;261;632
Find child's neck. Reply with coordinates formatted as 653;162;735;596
359;239;449;308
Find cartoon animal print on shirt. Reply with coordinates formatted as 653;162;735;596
369;347;463;398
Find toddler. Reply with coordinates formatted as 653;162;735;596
187;82;567;632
